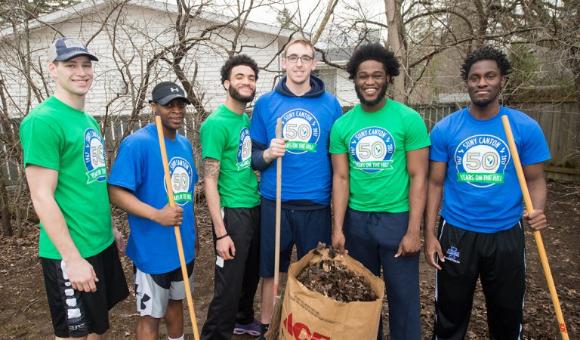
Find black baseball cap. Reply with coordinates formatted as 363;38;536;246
48;37;98;62
149;81;191;106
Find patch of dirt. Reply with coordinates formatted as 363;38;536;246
0;180;578;339
296;244;377;303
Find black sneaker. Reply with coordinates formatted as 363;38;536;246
257;323;269;340
233;319;261;337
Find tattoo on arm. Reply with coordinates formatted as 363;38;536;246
204;158;221;179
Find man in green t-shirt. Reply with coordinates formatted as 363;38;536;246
200;55;262;339
19;37;128;338
329;43;430;340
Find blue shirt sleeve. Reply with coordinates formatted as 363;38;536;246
519;120;551;166
429;121;449;163
250;97;268;146
108;136;142;192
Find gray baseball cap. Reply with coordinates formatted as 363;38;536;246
48;37;98;62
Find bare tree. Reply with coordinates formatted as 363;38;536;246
385;0;406;101
0;0;298;237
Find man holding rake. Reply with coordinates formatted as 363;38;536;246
250;38;343;338
424;46;550;339
108;82;198;340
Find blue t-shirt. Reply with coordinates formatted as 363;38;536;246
429;106;551;233
250;88;342;204
109;123;198;274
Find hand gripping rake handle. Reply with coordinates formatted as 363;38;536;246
502;115;568;339
155;116;200;340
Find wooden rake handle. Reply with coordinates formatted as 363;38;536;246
273;117;282;301
501;115;568;339
155;116;200;340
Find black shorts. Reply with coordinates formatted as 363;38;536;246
41;242;129;337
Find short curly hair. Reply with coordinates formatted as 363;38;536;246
346;43;400;82
461;46;511;81
220;54;259;84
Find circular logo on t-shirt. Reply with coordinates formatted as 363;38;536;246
454;134;510;188
281;109;320;154
237;128;252;170
349;127;395;173
168;157;193;206
83;128;106;183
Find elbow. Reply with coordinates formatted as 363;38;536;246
204;177;218;194
29;190;55;216
29;193;46;210
333;175;349;193
107;185;128;207
410;171;428;186
333;172;348;183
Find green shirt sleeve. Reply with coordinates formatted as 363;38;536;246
200;119;225;161
329;118;348;154
404;112;431;151
20;116;62;171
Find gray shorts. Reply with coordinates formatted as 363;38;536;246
134;261;194;318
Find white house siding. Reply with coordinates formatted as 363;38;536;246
316;65;358;108
333;68;358;107
0;1;286;118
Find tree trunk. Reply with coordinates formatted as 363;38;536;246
384;0;406;102
0;175;12;237
14;176;25;238
311;0;339;45
574;8;580;104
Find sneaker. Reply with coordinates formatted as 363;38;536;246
258;323;269;339
233;319;261;337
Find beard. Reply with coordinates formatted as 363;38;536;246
229;85;255;103
355;82;388;107
469;93;499;108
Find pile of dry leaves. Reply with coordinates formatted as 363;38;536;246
296;245;377;302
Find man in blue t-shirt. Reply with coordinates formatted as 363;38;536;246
424;46;551;339
250;38;343;336
108;82;198;340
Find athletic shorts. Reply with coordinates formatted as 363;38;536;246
134;261;194;318
41;242;129;338
260;198;331;277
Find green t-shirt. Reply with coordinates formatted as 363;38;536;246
200;104;260;208
20;96;114;259
330;100;430;212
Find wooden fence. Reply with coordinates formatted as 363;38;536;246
1;101;579;185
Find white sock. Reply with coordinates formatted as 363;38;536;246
168;335;184;340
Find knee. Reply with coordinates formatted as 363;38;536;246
166;299;183;312
165;300;184;322
137;316;160;336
